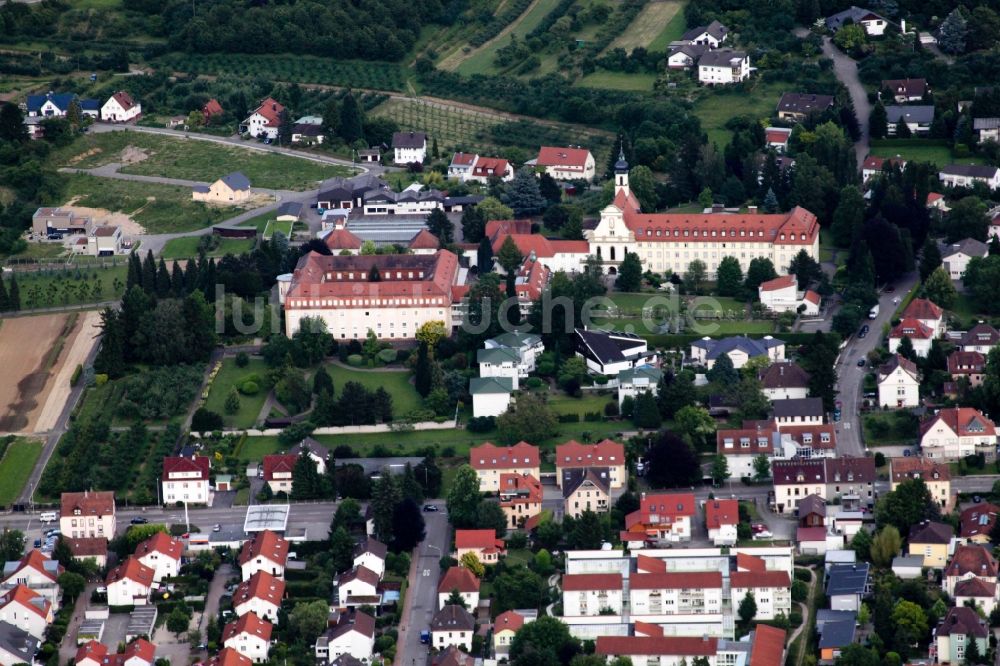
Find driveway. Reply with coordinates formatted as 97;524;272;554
200;562;235;635
821;37;872;170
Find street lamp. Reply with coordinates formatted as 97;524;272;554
426;544;441;557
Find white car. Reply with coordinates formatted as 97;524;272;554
751;524;773;540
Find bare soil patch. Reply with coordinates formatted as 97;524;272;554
67;147;102;166
119;145;150;166
61;199;147;235
34;311;101;432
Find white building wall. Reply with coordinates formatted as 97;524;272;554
235;598;279;622
137;553;179;584
878;368;920;408
163;479;209;504
472;392;512;418
225;634;270;663
241;558;284;582
479;361;519;389
285;304;453;341
562;589;624;617
107;579;149;607
432;629;472;651
329;631;375;662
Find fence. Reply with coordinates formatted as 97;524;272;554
192;418;458;438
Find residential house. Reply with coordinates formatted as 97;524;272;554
493;610;532;656
64;538;108;568
0;623;39;666
772;397;824;426
797;494;826;527
782;424;837;459
352;538;387;580
321;224;363;254
954;576;998;616
534;146;596;181
861;155;907;183
469;377;513;418
935;607;988;664
886;105;934;136
289;116;324;144
105;558;154;607
757;274;820;315
731;569;792;620
681;20;729;47
622;492;696;543
555;439;626;489
233;572;284;622
759;362;809;401
432;647;475;666
192;172;252;204
288;437;330;475
825;457;877;507
882;78;928;102
241;98;284;139
775;93;835;122
85;226;123;257
889;318;935;357
134;533;182;583
629;568;723;617
959;323;1000;354
437;567;479;611
772;460;826;514
927;192;949;210
949;350;987;388
943;544;997;596
974;117;1000;143
716;421;775;479
238;530;289;581
477;347;521;390
60;491;115;539
765;127;792;153
595;636;718;666
262;454;297;495
616;366;662;408
666;43;709;69
468;441;540;493
907;521;953;568
561;573;623;616
100;92;141;123
876;354;920;408
919;407;997;460
25;92;99;118
392;131;427;165
204;648;253;666
0;551;62;611
825;563;870;612
0;585;50;641
960;503;999;544
498;473;542;529
202;99;224;123
574;328;656;376
317;611;375;663
704;499;739;546
825;6;891;35
223;612;273;663
483;332;545;376
816;610;857;662
690;335;786;369
939;165;1000;189
697;49;750;85
161;455;211;505
408;229;441;255
562;467;611;518
77;639;156;666
889;457;951;509
454;529;505;565
448;154;513;183
943;238;989;279
276;202;303;223
448;153;476;180
430;605;475;651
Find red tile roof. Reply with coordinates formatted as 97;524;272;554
797;526;827;543
206;648;254;666
75;640;107;665
889;457;951;483
630;572;722;590
454;529;504;552
536;146;591;170
765;129;791;144
6;549;61;583
596;636;717;657
238;530;289;567
759;275;796;292
561;573;622;591
323;227;363;251
903;298;943;321
772;459;826;485
124;638;155;665
262;454;298;481
471;156;510;179
203;99;223;118
936;606;988;638
921;407;997;438
749;625;787;666
450;152;476;167
960;503;1000;539
490;233;589;258
717;421;776;455
634;620;663;637
890;318;934;340
731;570;791;589
626;493;696;530
484;219;531;239
337;565;380;588
954;577;996;598
135;532;183;561
0;585;50;619
65;537;108;559
162;455;210;481
106;557;154;588
945;544;998;578
439;567;480;594
409;229;440;250
498;474;542;505
948;350;986;375
803;290;820;305
61;491;115;518
736;553;767;573
927;192;944;204
223;611;273;643
111;91;136;110
493;610;524;633
249;97;284;127
556;439;625;469
636;554;666;573
515;259;549;301
234;571;285;607
469;441;540;470
704;499;739;529
781;424;837;450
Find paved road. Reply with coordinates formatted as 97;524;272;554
821;36;872;171
833;270;919;457
396;500;449;666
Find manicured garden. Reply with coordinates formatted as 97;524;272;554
160;236;256;260
869;139;985;168
203;358;271;429
0;438;43;506
325;362;423;416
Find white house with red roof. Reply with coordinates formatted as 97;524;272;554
238;530;288;581
765;127;791;153
454;529;505;564
206;647;254;666
596;634;719;664
0;585;52;638
622;492;697;543
322;224;364;255
105;557;154;607
234;572;284;622
889;318;935;357
223;611;273;663
336;566;380;607
61;490;116;539
468;441;540;492
408;229;441;255
555;439;626;489
262;454;297;495
242;98;284;139
758;274;820;315
861;155;907;183
101;92;141;123
437;566;480;610
75;638;155;666
499;473;543;529
161;454;211;504
534;146;595;181
705;498;739;546
447;153;514;183
490;232;590;274
318;611;376;662
1;550;63;610
561;573;623;616
134;532;183;583
731;566;792;620
920;407;998;460
903;298;944;338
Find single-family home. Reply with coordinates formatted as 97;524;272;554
574;328;656;376
561;573;623;616
825;457;877;507
943;238;989;279
861;154;907;183
681;20;729;47
1;551;62;611
943;544;998;596
233;572;285;622
392;131;427;165
775;93;835;122
238;530;289;581
437;566;479;610
477;347;521;390
927;191;949;210
0;586;50;641
889;318;935;357
469;156;514;183
484;332;544;376
555;439;626;489
697;49;750;85
666;43;709;69
192;172;252;204
430;605;475;651
616;365;662;408
498;473;543;529
469;377;513;418
772;397;824;426
352;538;387;580
939;164;1000;189
974;117;1000;143
825;563;870;612
889;457;951;509
885;105;934;136
0;623;39;666
949;350;987;388
954;575;998;616
105;558;154;607
959;323;1000;354
448;153;476;180
717;421;775;479
908;520;953;568
731;569;792;620
882;78;928;103
288;437;330;475
468;441;540;493
61;491;115;540
935;606;989;664
690;335;786;369
454;529;505;565
202;99;224;123
75;639;155;666
223;612;273;663
920;407;997;460
317;611;375;663
534;146;596;181
765;127;792;153
205;648;253;666
960;503;999;544
262;454;297;495
134;532;182;583
562;467;611;518
876;354;920;408
64;537;108;569
759;361;810;401
825;6;891;35
241;98;284;139
816;610;857;662
289;116;324;144
758;275;802;313
26;92;99;118
493;610;533;656
161;454;211;505
100;92;141;123
622;492;696;543
704;498;739;546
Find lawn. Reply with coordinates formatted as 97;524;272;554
204;358;271;429
869;139;984;168
456;0;562;76
693;80;786;148
5;243;68;262
325;363;423;416
608;0;685;52
14;263;129;308
263;220;294;240
950;292;982;322
160;236;256;260
63;174;243;234
547;391;616;417
0;438;43;506
54;131;353;190
861;411;919;447
576;72;658;92
648;1;690;51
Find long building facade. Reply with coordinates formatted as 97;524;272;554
586;159;820;277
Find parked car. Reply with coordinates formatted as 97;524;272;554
130;517;148;525
751;524;773;540
422;504;439;512
857;359;866;367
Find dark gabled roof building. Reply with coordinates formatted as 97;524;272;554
776;93;835;119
